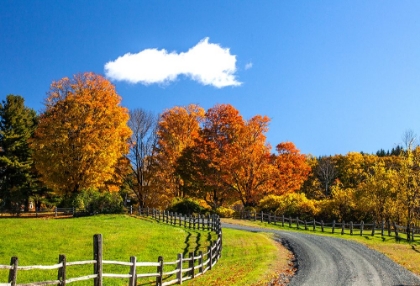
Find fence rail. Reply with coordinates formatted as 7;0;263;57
236;211;420;241
0;207;90;218
0;210;222;286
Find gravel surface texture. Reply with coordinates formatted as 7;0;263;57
223;223;420;286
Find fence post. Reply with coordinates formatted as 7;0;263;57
296;217;299;229
72;207;75;217
321;220;324;232
350;221;353;235
254;211;256;221
58;254;66;286
156;256;163;286
189;252;194;279
341;221;345;235
261;211;263;223
371;222;376;236
177;253;183;284
129;256;137;286
274;213;277;225
282;215;285;227
313;219;316;231
130;205;133;215
93;234;103;286
8;256;18;286
199;251;204;274
289;216;292;228
209;244;213;270
332;220;335;233
304;220;307;230
268;213;271;224
360;221;364;236
55;207;58;218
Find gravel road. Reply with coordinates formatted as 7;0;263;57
223;223;420;286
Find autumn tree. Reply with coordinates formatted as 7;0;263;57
335;152;378;189
30;73;132;197
315;156;337;197
155;104;205;202
126;108;159;208
299;156;324;200
177;104;275;208
356;160;397;223
395;146;420;237
272;142;311;196
0;95;39;211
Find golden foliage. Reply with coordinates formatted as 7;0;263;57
30;72;131;195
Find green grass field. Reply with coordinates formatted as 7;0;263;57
0;215;284;286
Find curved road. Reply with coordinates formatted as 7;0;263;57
223;223;420;286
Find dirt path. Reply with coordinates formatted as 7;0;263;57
223;223;420;286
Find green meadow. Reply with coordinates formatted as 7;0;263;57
0;215;283;286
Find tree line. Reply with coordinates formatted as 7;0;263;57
1;72;419;233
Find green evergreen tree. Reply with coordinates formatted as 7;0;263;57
0;95;38;211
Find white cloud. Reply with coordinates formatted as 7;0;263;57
104;38;241;88
245;62;253;70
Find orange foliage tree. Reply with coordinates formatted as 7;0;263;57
30;72;132;196
177;104;276;208
155;104;205;202
272;142;311;195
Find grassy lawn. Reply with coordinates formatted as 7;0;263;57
0;215;213;285
222;218;420;276
0;215;286;285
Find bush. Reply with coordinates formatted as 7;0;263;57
216;206;235;218
73;189;124;214
166;197;206;215
258;193;319;220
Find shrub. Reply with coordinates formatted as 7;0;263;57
73;189;124;214
166;197;206;215
216;206;235;218
258;193;319;220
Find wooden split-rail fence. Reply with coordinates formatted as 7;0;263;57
236;211;420;241
0;210;222;286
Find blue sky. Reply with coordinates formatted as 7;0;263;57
1;1;420;156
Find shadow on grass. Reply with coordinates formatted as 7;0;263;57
183;232;192;257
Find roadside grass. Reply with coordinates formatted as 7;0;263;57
185;229;292;286
0;215;214;285
222;218;420;276
0;215;287;286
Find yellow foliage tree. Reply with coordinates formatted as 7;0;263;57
30;72;132;195
395;147;420;234
356;161;398;223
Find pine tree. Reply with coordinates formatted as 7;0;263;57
0;95;38;211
